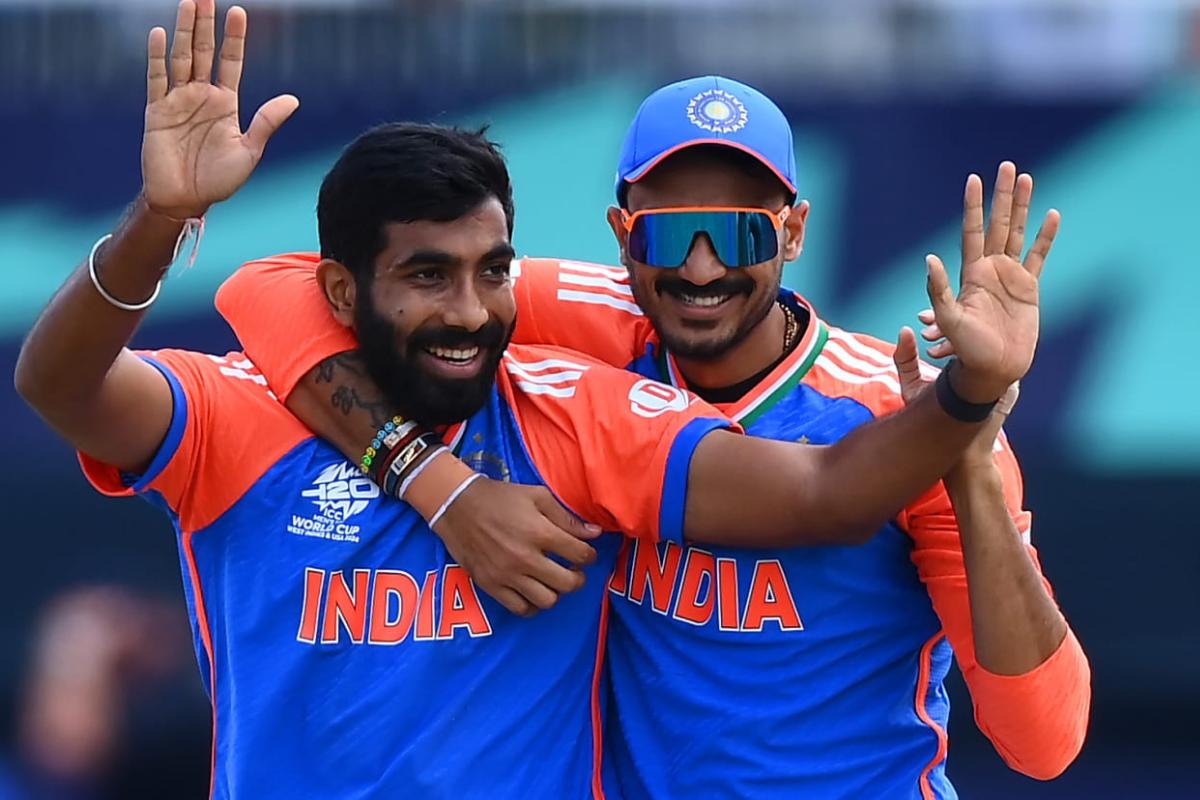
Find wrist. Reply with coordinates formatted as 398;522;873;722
946;359;1007;405
935;360;999;422
140;191;208;225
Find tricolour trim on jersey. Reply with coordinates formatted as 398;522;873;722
915;631;950;800
503;354;592;399
555;260;644;317
657;293;827;425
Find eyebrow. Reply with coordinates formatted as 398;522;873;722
392;242;516;271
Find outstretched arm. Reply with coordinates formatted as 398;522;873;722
15;1;295;471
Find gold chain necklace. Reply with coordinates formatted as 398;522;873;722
779;300;799;353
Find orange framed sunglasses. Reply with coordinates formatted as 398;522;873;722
620;206;791;268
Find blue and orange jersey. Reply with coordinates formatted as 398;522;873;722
78;339;733;798
217;254;1090;799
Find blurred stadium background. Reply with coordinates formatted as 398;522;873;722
1;0;1197;797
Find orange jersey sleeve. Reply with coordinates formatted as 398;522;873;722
898;436;1091;780
511;258;651;368
214;253;356;401
811;326;1090;778
78;349;311;533
496;343;738;543
215;254;649;402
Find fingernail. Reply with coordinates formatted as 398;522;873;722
584;523;601;534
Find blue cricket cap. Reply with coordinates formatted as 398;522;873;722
615;75;797;205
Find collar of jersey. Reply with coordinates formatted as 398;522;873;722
655;291;829;426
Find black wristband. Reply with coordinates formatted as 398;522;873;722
935;360;998;423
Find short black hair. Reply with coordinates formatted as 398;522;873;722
317;123;515;282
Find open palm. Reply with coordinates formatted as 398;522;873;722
924;162;1059;400
142;0;298;220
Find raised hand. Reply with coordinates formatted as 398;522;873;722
924;162;1059;402
142;1;298;220
893;325;1018;461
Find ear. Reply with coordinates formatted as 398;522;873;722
781;200;810;262
316;258;358;327
606;206;631;267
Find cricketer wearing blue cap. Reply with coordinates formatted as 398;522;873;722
216;75;1091;798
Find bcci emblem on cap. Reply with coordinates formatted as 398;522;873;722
687;89;748;134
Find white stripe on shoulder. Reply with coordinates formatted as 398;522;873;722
506;364;585;385
827;329;895;367
814;355;902;395
822;339;900;378
510;258;523;280
505;355;592;372
514;381;577;398
559;261;629;281
558;272;634;296
556;289;643;316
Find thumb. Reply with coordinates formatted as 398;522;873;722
893;326;924;404
535;493;602;541
245;93;300;161
925;253;958;331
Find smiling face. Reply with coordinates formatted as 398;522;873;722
609;146;807;360
314;123;518;425
329;199;517;426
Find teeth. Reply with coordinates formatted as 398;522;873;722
679;293;730;307
426;345;480;362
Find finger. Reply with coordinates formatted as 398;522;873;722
529;561;587;596
893;327;923;392
995;381;1020;416
169;0;196;88
1022;208;1061;279
514;578;559;612
1004;173;1033;259
984;161;1017;256
191;0;216;82
541;525;597;568
492;588;535;617
961;173;985;266
147;27;168;102
928;340;955;359
216;5;246;92
244;94;300;160
917;308;936;325
925;253;957;328
920;324;944;342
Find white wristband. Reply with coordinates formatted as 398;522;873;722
428;473;485;530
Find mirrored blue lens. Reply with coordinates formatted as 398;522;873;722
629;211;778;268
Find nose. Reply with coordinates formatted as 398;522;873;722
677;233;728;287
442;280;490;332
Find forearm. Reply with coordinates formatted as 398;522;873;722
289;352;471;520
290;351;401;459
15;197;180;412
803;387;984;539
944;462;1067;674
15;197;182;469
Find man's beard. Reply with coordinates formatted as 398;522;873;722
634;270;778;360
354;299;514;427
